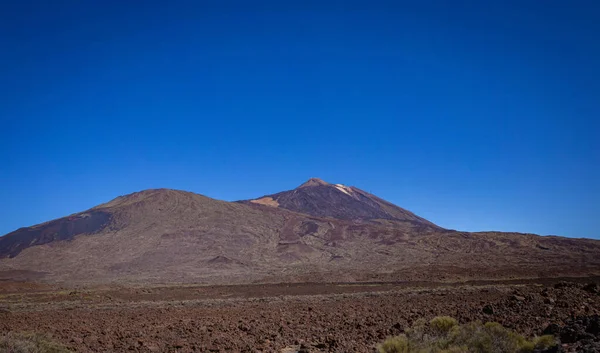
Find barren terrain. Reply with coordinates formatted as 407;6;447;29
1;278;599;352
1;179;599;351
1;181;599;285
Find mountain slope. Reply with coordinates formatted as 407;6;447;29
243;178;438;227
0;183;599;285
1;189;297;283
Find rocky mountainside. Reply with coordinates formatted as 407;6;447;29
242;178;438;228
0;179;599;285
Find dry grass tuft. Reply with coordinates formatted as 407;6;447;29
378;316;556;353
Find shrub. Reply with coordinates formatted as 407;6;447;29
430;316;458;335
378;317;556;353
0;332;70;353
378;336;411;353
532;335;555;349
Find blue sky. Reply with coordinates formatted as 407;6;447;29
1;1;598;238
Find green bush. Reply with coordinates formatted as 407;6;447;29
378;317;556;353
0;332;70;353
533;335;555;349
378;336;411;353
430;316;458;335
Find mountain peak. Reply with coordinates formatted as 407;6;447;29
298;178;330;188
244;179;439;227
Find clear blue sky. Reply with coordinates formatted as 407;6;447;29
1;1;598;238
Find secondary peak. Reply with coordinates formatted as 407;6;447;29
298;178;329;188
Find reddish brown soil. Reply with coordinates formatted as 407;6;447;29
1;278;599;352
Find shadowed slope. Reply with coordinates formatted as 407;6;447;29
0;211;111;258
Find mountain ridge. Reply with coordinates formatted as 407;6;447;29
0;179;599;285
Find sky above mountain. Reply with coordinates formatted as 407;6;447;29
1;1;598;238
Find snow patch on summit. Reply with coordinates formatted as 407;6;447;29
334;184;353;196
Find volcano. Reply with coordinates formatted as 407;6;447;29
0;179;599;285
242;177;438;227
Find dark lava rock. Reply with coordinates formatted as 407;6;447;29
543;323;561;336
583;283;599;294
314;342;327;349
543;315;600;352
560;327;579;343
482;304;494;315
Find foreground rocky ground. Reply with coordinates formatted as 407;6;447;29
0;278;599;352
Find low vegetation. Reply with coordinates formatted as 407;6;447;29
0;332;70;353
378;316;556;353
